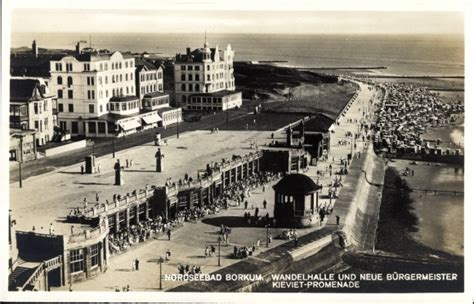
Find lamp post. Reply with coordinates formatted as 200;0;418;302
265;224;269;248
158;256;164;290
217;236;222;266
18;160;23;188
176;112;180;139
112;134;116;158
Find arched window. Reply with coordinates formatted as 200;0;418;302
57;76;63;85
67;76;73;86
181;84;186;91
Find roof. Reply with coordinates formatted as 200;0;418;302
302;114;335;132
157;107;180;114
143;91;169;98
135;59;162;71
10;78;49;102
273;173;321;195
109;95;139;102
190;90;240;98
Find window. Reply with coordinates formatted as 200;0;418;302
188;84;193;91
66;63;73;72
181;65;186;71
68;104;74;112
110;103;115;111
89;104;94;113
125;61;129;68
187;65;192;71
196;75;200;81
71;121;78;133
195;84;200;91
181;74;185;81
70;249;84;273
188;74;193;81
112;75;115;83
106;90;109;98
92;91;95;99
120;74;122;82
55;63;62;71
44;117;49;129
158;72;162;79
98;122;106;134
181;84;186;91
182;95;186;102
34;103;39;114
68;90;73;99
34;120;39;129
87;91;91;99
122;103;126;110
100;105;103;113
159;84;163;91
84;63;90;71
88;122;96;133
125;74;128;81
207;65;210;71
67;77;73;87
57;76;63;85
195;65;200;71
58;103;64;112
44;100;48;111
105;76;108;84
207;75;210;81
99;63;103;71
130;73;133;80
105;63;108;70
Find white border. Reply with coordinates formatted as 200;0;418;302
1;0;471;303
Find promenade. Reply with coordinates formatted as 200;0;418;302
60;81;379;291
9;80;379;291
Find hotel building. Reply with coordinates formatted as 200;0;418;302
174;39;242;111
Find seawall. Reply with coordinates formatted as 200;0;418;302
336;145;385;250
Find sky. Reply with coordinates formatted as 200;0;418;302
10;10;464;35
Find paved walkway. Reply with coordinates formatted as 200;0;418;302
56;81;380;291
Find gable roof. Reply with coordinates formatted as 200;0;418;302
10;78;48;102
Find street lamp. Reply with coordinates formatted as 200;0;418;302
158;256;164;290
265;224;269;248
217;236;222;266
176;112;180;139
18;160;23;188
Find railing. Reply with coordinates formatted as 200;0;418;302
20;255;62;290
68;220;107;244
68;151;263;222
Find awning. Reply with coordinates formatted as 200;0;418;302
142;112;162;125
118;119;141;131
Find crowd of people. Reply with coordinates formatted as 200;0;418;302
177;264;202;275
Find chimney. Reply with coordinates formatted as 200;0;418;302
76;42;81;54
32;40;38;58
186;47;191;56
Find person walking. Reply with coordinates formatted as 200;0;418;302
263;200;267;209
135;258;139;271
244;200;248;210
97;162;101;173
81;165;84;175
336;215;340;226
167;229;171;241
166;249;171;261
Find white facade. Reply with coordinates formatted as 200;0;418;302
10;77;56;146
49;51;136;136
174;43;236;109
136;64;164;103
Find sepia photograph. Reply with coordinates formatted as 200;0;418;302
1;0;469;302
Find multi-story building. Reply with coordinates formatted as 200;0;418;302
49;50;136;137
10;77;56;146
135;59;164;105
174;39;242;111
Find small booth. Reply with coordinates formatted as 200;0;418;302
273;173;322;228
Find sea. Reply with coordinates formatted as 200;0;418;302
12;32;464;76
11;32;465;255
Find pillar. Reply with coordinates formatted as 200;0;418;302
145;201;150;220
135;205;140;225
125;208;130;228
115;213;120;233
